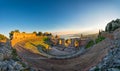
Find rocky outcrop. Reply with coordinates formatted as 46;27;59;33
0;40;35;71
89;28;120;71
0;59;24;71
113;28;120;40
89;39;120;71
0;45;12;61
0;41;24;71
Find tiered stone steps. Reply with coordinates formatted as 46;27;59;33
14;38;113;71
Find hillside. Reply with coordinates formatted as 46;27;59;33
0;34;36;71
90;23;120;71
90;39;120;71
0;34;7;42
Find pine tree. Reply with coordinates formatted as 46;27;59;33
108;23;112;32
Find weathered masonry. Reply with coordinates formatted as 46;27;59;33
11;32;36;47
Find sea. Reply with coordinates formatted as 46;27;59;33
60;35;80;39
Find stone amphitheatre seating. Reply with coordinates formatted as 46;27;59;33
12;29;120;71
13;36;113;71
14;37;82;59
14;37;53;58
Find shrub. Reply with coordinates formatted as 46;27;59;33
95;36;105;44
85;40;94;48
105;19;120;32
12;49;19;61
108;23;112;32
9;30;20;40
94;66;99;71
43;37;49;41
0;34;7;40
43;37;52;46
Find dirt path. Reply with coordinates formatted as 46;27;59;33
14;38;113;71
49;47;70;55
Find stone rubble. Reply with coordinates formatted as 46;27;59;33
89;24;120;71
0;41;35;71
89;39;120;71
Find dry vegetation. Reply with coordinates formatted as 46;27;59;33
0;34;7;42
24;42;40;54
24;36;50;55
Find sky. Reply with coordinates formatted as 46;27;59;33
0;0;120;37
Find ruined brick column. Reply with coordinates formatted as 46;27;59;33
70;39;75;47
61;39;65;46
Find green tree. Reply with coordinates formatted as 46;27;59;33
14;30;20;32
113;25;119;31
85;40;95;48
105;27;107;32
115;19;119;23
43;32;52;36
33;31;37;34
9;30;20;40
95;36;105;44
105;19;120;32
0;34;7;40
37;32;43;36
22;32;26;33
49;33;52;36
108;23;112;32
55;35;59;38
9;31;14;39
98;30;101;37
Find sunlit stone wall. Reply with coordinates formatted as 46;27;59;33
11;32;36;47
